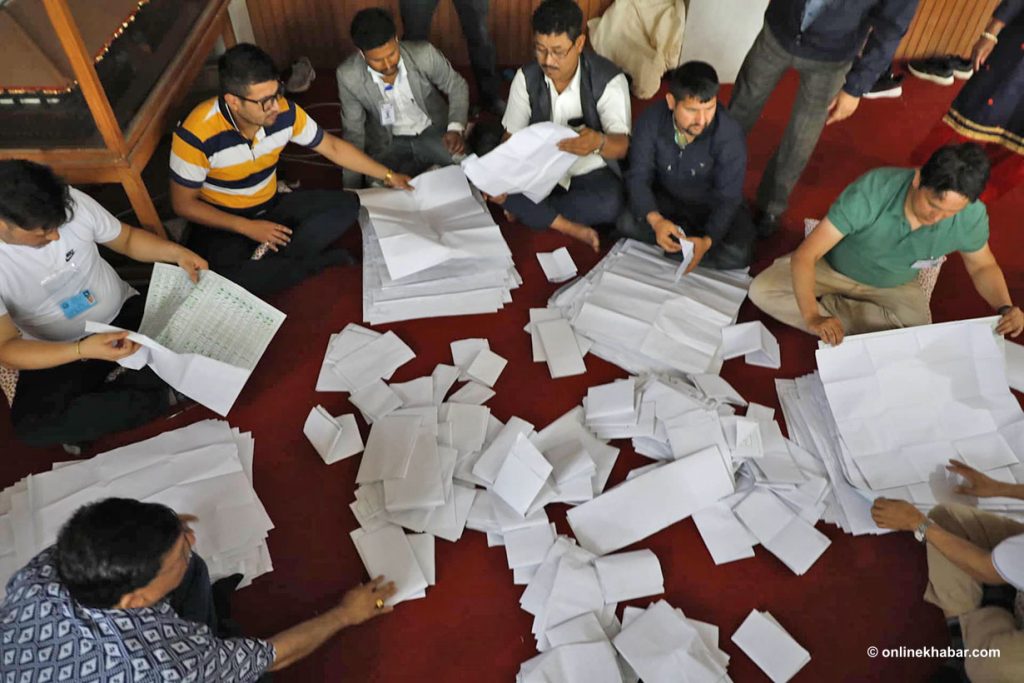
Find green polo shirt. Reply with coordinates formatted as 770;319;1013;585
825;167;989;288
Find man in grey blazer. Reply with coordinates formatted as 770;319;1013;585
337;8;470;189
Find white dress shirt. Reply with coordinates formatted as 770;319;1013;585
502;61;631;185
368;59;464;136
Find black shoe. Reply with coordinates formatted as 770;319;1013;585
949;56;974;80
756;212;780;239
908;57;954;86
981;583;1017;611
863;70;904;99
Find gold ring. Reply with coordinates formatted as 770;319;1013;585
375;598;385;610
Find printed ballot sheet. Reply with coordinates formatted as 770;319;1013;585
88;264;284;415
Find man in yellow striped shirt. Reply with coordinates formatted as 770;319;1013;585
170;44;412;297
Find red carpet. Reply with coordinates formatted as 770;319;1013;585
1;70;1021;682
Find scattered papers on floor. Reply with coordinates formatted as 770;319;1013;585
357;166;520;324
545;239;750;377
461;122;579;203
732;610;810;683
86;264;285;415
0;420;273;598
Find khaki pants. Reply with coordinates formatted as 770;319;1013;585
748;254;931;336
925;504;1024;682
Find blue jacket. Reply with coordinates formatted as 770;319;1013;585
626;103;746;243
765;0;920;97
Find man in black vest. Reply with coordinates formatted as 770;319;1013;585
488;0;631;251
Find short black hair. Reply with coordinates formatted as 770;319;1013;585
218;43;279;97
0;160;72;231
56;498;184;609
532;0;584;42
351;8;397;52
668;61;719;103
919;143;990;202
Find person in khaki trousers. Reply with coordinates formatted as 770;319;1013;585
747;144;1024;346
873;460;1024;682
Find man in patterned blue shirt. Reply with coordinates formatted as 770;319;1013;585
0;498;396;682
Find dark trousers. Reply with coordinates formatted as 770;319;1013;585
728;24;851;217
378;128;455;178
12;293;170;447
504;167;624;231
186;190;360;299
169;553;219;632
616;201;756;271
399;0;500;105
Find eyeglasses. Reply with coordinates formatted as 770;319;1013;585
534;44;575;61
232;82;284;112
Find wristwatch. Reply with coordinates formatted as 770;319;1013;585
914;518;933;543
998;304;1015;316
592;133;606;156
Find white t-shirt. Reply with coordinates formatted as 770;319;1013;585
0;188;135;342
993;533;1024;590
502;62;631;184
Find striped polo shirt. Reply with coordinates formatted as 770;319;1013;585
170;96;324;210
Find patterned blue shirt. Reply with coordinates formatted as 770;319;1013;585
0;548;275;682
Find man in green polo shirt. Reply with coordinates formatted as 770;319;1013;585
748;144;1023;345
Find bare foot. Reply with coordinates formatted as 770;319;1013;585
555;220;600;252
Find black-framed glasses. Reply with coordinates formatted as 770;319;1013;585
232;81;284;112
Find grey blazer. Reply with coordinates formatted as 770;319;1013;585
336;41;469;188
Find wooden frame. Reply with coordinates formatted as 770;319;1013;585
0;0;236;238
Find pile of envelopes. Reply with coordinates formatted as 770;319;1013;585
547;239;751;377
0;420;273;598
357;166;521;324
779;317;1024;535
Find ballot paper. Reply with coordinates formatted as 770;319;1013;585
357;166;520;324
88;264;284;415
303;406;363;464
466;348;508;387
356;415;423;483
449;381;495;405
0;420;273;599
732;610;810;683
721;321;782;369
734;489;831;575
461;122;579;202
518;640;623;683
672;238;696;282
567;446;734;555
536;318;587;378
493;435;555;515
350;524;429;606
537;248;579;283
691;503;757;565
593;550;664;603
613;600;728;683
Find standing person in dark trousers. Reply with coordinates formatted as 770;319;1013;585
0;160;207;449
170;44;412;299
399;0;505;114
618;62;755;271
729;0;920;237
0;498;398;682
488;0;632;251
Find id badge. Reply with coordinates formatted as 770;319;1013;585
380;102;396;126
911;256;945;270
40;261;99;319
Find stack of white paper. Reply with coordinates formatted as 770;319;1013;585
0;420;274;598
614;600;730;683
721;321;781;369
86;264;285;415
732;610;810;683
546;239;750;378
461;122;579;203
357;166;521;324
351;524;433;605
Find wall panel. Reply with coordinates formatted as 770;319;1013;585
245;0;1000;73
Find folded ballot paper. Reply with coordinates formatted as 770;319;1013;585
357;166;520;324
462;122;579;203
721;320;781;369
303;406;363;464
537;247;578;283
732;610;810;683
86;264;284;415
0;420;274;599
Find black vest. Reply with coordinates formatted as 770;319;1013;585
522;51;623;133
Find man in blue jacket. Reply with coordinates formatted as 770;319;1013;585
730;0;920;237
618;62;754;272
